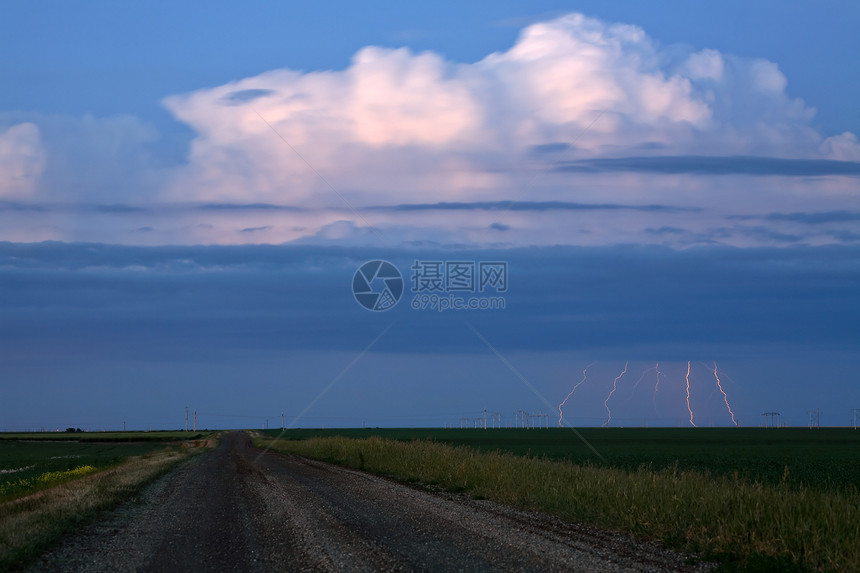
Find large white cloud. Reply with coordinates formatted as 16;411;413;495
163;12;859;209
1;12;858;248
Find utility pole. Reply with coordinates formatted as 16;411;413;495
807;409;821;429
282;412;285;431
852;408;858;430
193;410;197;432
123;421;126;432
185;406;188;432
484;408;487;430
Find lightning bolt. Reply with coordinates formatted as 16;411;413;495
684;360;696;427
602;361;628;427
652;362;663;412
713;361;738;426
558;362;594;427
630;363;657;394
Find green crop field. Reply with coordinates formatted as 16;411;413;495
0;432;207;500
261;427;860;492
0;431;205;442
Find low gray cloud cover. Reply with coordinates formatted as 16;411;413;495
556;156;860;177
1;242;857;429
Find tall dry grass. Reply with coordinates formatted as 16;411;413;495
261;435;859;572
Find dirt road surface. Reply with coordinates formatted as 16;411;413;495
30;432;713;572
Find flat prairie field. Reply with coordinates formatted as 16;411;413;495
0;432;207;500
262;427;860;491
0;431;204;442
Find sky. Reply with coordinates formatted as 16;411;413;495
1;1;858;431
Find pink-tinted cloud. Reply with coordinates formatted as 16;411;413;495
0;123;44;198
1;13;858;247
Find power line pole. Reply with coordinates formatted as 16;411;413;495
807;409;821;429
282;412;285;431
761;411;780;428
852;408;858;430
185;406;188;432
483;408;487;430
193;410;197;432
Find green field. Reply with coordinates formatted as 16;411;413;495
0;432;207;500
261;427;860;492
0;431;205;442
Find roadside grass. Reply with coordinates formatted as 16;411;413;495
0;438;214;570
259;435;859;573
260;427;860;492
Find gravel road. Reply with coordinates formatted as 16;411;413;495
29;432;713;572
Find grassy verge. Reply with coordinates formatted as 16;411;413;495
259;435;859;572
0;438;214;570
260;427;860;492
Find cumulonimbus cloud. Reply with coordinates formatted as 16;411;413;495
163;12;859;208
1;12;858;248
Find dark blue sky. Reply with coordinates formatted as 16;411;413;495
1;242;858;430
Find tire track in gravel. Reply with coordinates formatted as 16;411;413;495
29;431;714;572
